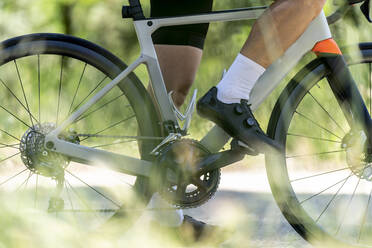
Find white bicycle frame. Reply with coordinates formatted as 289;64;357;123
44;7;332;177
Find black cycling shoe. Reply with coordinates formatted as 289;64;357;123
150;215;231;246
197;87;282;153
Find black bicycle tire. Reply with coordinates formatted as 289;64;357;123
266;43;372;247
0;33;162;222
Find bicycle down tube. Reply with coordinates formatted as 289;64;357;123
44;9;365;178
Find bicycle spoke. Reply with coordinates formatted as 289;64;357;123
65;178;99;217
14;170;32;193
286;150;345;159
287;133;341;143
75;93;126;122
315;173;351;222
15;171;32;211
0;128;21;142
80;114;135;142
66;170;120;207
0;104;31;129
295;111;342;140
71;75;108;114
0;142;19;147
56;56;64;125
336;175;363;235
358;187;372;242
34;174;38;208
38;55;41;123
290;167;350;182
0;152;21;165
65;181;78;222
300;173;354;205
68;63;87;115
65;182;75;210
307;91;346;134
0;168;27;187
0;78;38;124
0;144;19;149
14;60;34;127
24;170;32;189
368;63;372;114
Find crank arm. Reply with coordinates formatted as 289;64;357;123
196;149;245;176
44;136;153;177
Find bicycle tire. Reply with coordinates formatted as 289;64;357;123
266;43;372;247
0;33;162;228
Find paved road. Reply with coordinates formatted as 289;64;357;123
122;170;312;247
178;171;311;248
183;189;311;248
5;168;362;247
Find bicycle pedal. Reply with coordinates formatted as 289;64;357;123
230;139;259;156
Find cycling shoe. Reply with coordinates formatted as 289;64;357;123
197;87;282;154
150;215;232;246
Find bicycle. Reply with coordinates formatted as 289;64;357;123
1;0;372;246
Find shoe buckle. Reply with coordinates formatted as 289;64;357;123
245;118;255;127
234;105;244;115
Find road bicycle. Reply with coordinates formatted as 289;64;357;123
1;0;372;246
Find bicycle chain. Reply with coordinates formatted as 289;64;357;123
76;133;164;140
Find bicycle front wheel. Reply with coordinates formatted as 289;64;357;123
0;33;161;228
266;43;372;247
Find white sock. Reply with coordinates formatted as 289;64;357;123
147;193;184;227
216;53;265;104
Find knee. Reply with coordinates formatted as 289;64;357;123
300;0;326;17
173;80;193;108
172;93;186;108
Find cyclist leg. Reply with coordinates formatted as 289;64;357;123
241;0;327;68
154;45;202;108
146;0;228;244
150;0;213;108
198;0;327;152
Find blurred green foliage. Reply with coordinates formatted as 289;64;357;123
0;0;372;150
1;2;372;247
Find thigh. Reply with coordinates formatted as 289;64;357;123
150;0;213;49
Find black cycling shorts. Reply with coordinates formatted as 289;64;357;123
150;0;213;49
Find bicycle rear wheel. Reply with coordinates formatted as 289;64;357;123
266;43;372;247
0;33;161;229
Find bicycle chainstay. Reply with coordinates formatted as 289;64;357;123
77;134;221;208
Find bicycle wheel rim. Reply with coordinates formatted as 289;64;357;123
266;45;372;247
0;34;161;229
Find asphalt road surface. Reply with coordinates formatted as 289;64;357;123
183;171;312;248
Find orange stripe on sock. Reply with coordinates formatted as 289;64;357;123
312;38;342;56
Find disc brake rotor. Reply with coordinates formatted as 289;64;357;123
343;130;372;181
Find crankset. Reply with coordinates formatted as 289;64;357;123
154;139;221;208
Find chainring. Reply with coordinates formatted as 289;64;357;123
156;139;220;208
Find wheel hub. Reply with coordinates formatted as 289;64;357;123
20;123;78;178
343;130;372;181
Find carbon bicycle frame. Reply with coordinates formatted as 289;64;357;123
44;6;371;178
